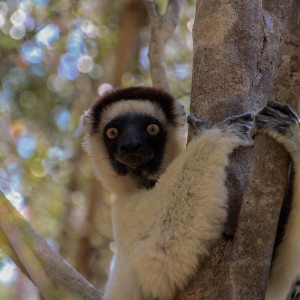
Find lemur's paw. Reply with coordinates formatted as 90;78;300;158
187;114;212;141
255;102;299;135
254;102;300;156
217;112;254;147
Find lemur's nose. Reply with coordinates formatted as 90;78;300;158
120;142;141;153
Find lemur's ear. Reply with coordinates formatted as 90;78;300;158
81;85;115;135
81;109;94;135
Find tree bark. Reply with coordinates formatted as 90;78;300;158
0;194;102;300
230;1;299;298
178;0;293;299
268;0;300;111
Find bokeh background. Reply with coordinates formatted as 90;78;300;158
0;0;194;298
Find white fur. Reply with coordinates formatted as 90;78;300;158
265;125;300;300
82;99;300;299
102;126;251;300
82;99;253;299
101;100;167;128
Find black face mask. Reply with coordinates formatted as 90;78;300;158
103;113;167;180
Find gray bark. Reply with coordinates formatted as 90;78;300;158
231;1;299;298
268;0;300;111
178;0;293;299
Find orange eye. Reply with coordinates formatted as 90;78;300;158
147;124;160;136
106;127;118;139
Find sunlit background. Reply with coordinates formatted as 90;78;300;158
0;0;195;298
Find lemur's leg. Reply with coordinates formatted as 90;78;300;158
254;102;300;300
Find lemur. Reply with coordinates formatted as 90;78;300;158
82;86;300;300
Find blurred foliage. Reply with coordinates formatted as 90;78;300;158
0;0;195;297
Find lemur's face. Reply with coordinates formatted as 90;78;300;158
82;86;187;193
103;113;167;176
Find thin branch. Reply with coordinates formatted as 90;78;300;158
143;0;158;25
0;227;30;277
0;193;103;300
143;0;183;91
0;211;57;300
161;0;182;40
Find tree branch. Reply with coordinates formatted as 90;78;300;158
0;193;103;300
143;0;183;91
143;0;158;25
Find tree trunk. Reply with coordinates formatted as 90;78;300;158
268;0;300;112
178;0;293;298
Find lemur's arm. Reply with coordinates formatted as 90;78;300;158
254;102;300;300
129;113;254;299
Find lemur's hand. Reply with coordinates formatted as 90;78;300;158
187;112;254;147
216;112;254;147
254;102;300;160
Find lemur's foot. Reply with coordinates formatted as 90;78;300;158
254;102;300;158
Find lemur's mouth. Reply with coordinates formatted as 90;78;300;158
116;153;153;169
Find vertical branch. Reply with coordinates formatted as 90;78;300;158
231;1;294;298
265;2;300;297
179;0;293;299
268;0;300;111
143;0;183;91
